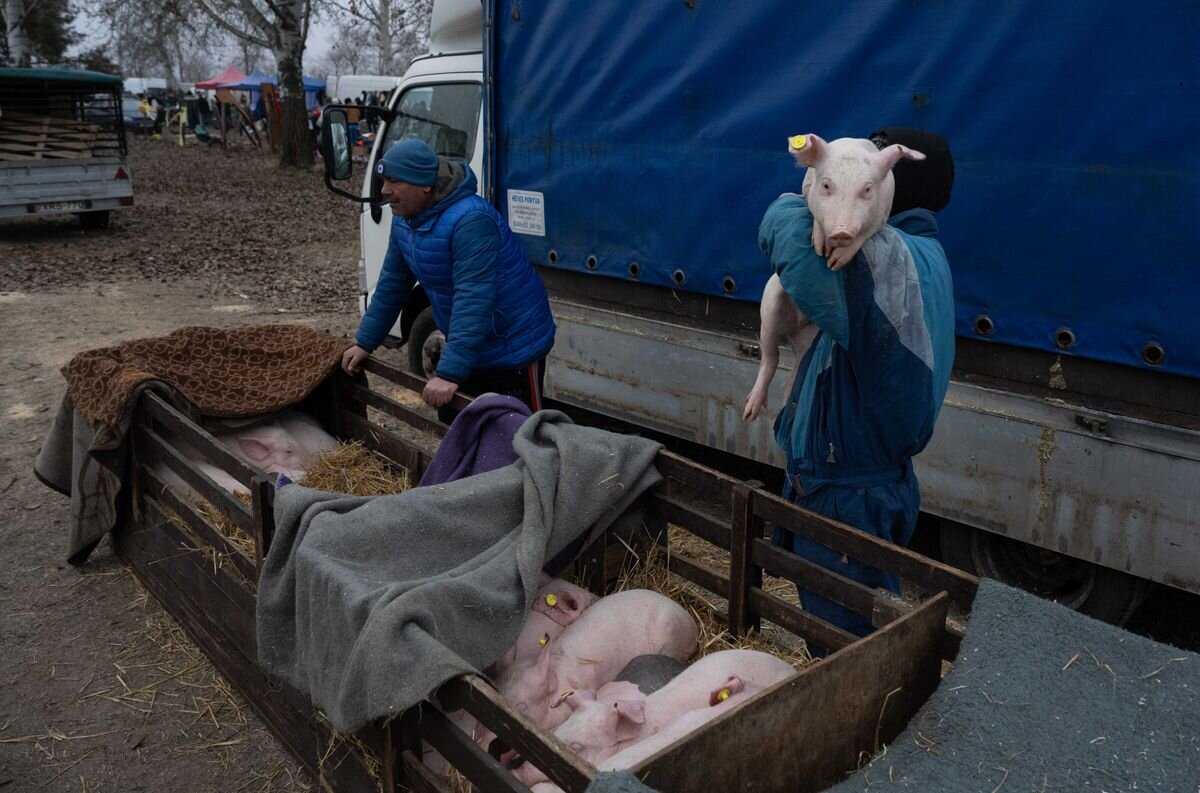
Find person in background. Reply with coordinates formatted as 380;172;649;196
760;127;956;650
344;98;360;148
341;139;556;423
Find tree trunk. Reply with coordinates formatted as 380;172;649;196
376;0;393;74
5;0;31;66
273;28;312;167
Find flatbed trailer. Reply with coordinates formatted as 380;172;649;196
115;358;977;793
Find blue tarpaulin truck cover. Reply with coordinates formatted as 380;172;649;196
486;1;1200;379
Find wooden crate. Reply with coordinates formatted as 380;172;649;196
115;357;978;793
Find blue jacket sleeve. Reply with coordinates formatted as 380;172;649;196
758;194;851;348
435;213;501;383
355;221;414;351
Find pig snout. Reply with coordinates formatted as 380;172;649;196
826;228;855;247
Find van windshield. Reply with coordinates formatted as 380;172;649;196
380;82;481;163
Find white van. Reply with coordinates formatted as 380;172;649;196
324;74;401;103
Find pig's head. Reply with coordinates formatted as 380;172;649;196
234;436;302;479
493;641;560;729
531;588;592;627
510;689;646;785
790;133;926;270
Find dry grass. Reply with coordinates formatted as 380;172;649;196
610;525;814;669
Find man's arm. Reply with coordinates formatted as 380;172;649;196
354;226;415;353
758;194;851;349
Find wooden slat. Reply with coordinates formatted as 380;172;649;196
133;424;257;534
727;482;761;636
633;594;949;793
342;379;448;440
646;492;730;550
141;392;262;485
250;476;273;571
137;462;258;582
411;703;532;793
757;493;979;610
437;676;594;793
400;749;453;793
361;357;472;415
664;551;730;599
751;538;907;626
653;450;737;505
114;514;379;791
749;587;857;655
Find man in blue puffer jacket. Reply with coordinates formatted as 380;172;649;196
342;139;556;422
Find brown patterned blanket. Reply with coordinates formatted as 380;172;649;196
35;324;347;563
63;325;346;426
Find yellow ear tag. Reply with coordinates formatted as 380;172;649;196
789;134;807;151
716;688;731;702
539;634;549;646
545;594;558;607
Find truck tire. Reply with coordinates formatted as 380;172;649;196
405;307;445;379
79;211;110;230
939;519;1150;625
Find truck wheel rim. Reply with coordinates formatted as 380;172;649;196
421;331;446;379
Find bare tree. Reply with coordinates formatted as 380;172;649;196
327;0;429;74
192;0;315;166
323;15;368;75
4;0;32;65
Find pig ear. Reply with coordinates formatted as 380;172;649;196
237;437;271;462
709;675;745;706
789;133;826;168
613;699;646;725
876;143;926;172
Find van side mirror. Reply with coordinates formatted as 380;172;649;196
320;107;368;202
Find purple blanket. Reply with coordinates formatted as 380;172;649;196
418;393;532;487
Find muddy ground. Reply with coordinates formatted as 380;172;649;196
0;138;395;792
2;136;1197;793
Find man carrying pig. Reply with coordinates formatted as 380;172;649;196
341;139;557;423
758;128;955;645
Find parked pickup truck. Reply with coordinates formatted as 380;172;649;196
0;67;134;229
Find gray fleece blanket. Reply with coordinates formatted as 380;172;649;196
256;409;663;733
828;578;1200;792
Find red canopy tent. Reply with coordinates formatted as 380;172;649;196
195;65;248;90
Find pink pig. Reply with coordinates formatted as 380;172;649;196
511;649;795;786
483;589;697;750
742;273;819;422
215;413;334;481
492;577;601;679
791;133;926;271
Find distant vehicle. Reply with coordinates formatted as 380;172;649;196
324;74;400;104
121;98;154;136
0;67;134;229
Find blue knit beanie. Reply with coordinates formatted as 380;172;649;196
377;139;439;185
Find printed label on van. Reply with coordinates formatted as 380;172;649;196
507;189;545;237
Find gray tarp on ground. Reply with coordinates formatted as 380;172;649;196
256;409;663;733
829;578;1200;792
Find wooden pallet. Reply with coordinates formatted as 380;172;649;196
0;113;110;160
115;359;979;793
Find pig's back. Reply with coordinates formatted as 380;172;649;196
555;590;698;688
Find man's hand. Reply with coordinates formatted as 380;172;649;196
342;345;370;376
422;377;459;408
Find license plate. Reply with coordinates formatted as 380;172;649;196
35;201;86;213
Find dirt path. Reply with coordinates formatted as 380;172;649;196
0;138;381;792
0;279;374;792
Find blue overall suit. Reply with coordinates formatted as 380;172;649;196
758;195;955;641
